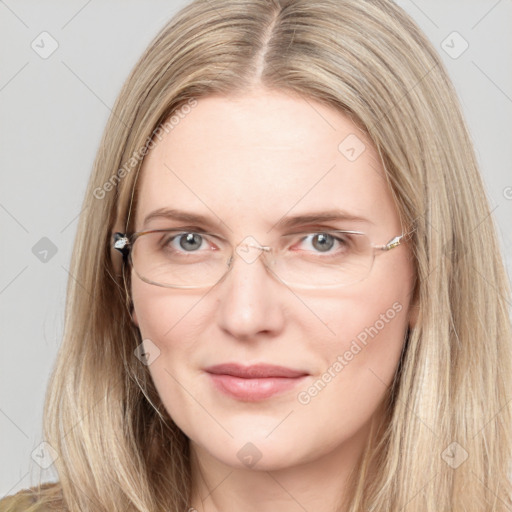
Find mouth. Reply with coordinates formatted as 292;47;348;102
204;363;309;401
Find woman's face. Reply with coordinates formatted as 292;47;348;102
131;88;416;472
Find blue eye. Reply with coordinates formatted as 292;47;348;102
158;232;209;253
176;232;204;252
297;232;350;254
309;233;335;252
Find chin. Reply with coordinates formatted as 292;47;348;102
195;430;317;472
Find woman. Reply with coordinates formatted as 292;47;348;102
2;0;511;510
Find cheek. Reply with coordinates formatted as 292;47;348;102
295;253;414;426
309;288;408;386
130;281;210;422
292;294;409;444
130;279;211;414
335;297;408;387
310;250;411;356
130;276;220;364
131;277;205;344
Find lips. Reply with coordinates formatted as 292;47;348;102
204;363;308;379
204;363;309;401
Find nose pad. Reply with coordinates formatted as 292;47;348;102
217;237;275;289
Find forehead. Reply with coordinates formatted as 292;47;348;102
134;89;399;235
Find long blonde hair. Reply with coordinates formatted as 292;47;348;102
5;0;512;510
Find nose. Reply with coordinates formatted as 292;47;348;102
214;240;285;341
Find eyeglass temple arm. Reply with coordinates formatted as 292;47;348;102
375;232;413;251
383;235;403;251
113;232;130;258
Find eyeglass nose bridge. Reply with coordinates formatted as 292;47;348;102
243;242;271;251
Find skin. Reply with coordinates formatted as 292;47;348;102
131;88;416;512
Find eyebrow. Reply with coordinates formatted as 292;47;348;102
142;208;224;230
141;207;373;231
273;210;373;230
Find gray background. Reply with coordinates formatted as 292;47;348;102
1;0;511;497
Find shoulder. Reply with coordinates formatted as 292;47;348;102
0;483;64;512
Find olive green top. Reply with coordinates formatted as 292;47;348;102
0;494;46;511
0;484;59;512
